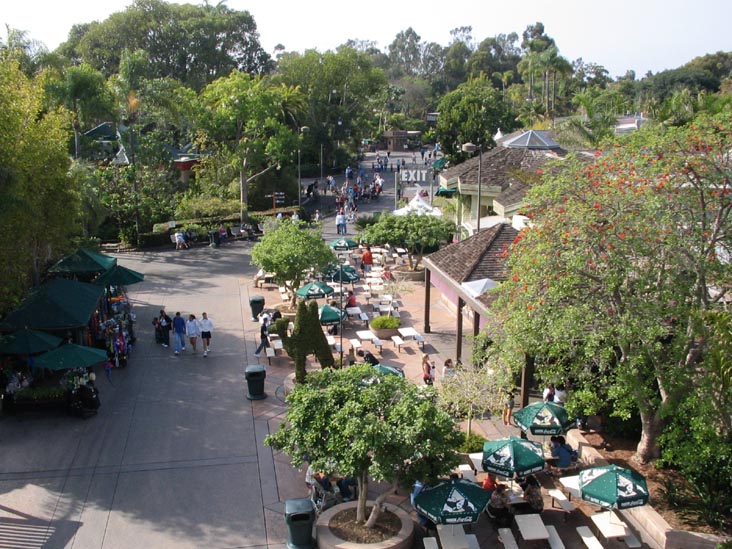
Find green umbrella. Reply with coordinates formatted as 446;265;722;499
324;269;360;284
318;305;346;326
0;329;62;355
414;479;491;525
513;401;574;436
325;263;357;275
579;465;649;510
329;238;358;251
481;436;545;478
34;344;109;371
295;281;335;300
371;363;405;378
94;264;145;286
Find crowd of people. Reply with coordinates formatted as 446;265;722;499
154;309;214;357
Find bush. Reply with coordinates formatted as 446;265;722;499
370;316;401;330
458;431;486;454
354;212;381;232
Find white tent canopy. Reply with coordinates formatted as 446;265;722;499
394;187;442;217
461;278;499;298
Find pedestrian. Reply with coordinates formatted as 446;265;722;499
159;309;172;348
356;349;379;365
542;383;555;402
502;388;516;426
361;246;373;273
313;210;321;223
335;210;345;235
254;318;270;358
186;314;201;354
554;383;568;406
172;312;186;355
441;358;456;381
199;312;213;357
421;353;434;385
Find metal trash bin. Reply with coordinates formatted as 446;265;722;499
245;364;266;400
284;497;315;549
208;230;220;248
249;295;265;321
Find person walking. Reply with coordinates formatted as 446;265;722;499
421;353;434;385
254;318;270;358
186;314;201;354
335;210;344;235
199;312;214;357
502;388;516;426
158;309;172;348
172;312;186;355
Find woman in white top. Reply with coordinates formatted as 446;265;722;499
553;383;568;406
198;312;214;357
186;314;202;354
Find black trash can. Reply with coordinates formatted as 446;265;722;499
284;497;315;549
245;364;267;400
208;230;220;248
249;295;265;321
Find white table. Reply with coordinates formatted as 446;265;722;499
559;475;580;500
378;294;393;304
356;330;377;341
591;510;632;539
398;327;420;339
378;304;394;314
436;524;469;549
514;513;549;541
345;307;362;318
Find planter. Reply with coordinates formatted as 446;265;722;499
369;326;399;340
392;268;424;282
316;500;414;549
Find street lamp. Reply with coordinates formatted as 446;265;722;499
297;126;310;209
461;142;483;234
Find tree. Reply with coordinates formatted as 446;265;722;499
250;221;335;306
491;113;732;463
434;75;516;158
362;213;454;271
265;365;462;526
387;28;423;78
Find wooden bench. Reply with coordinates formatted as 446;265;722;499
498;528;519;549
391;335;405;352
349;339;362;351
372;338;383;352
546;525;565;549
422;537;438;549
576;526;603;549
548;488;576;520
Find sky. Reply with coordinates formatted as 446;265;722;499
3;0;731;78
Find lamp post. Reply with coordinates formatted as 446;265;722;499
339;262;344;364
461;142;483;234
297;126;310;209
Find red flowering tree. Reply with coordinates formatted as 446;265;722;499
491;113;732;463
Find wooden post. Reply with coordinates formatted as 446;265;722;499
424;269;431;333
456;297;464;361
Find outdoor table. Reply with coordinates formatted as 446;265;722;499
591;510;632;540
377;304;393;315
378;294;393;303
559;475;581;500
436;524;470;549
369;284;384;293
514;513;549;541
326;335;336;347
345;307;362;318
398;327;420;339
356;330;377;342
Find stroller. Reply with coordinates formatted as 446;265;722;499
68;384;101;418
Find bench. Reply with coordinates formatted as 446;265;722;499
422;538;438;549
391;310;401;318
349;339;362;351
391;335;405;352
372;338;383;352
546;525;565;549
414;334;425;348
465;533;479;549
265;347;276;364
548;488;576;520
576;526;604;549
359;312;370;324
623;532;642;548
498;528;519;549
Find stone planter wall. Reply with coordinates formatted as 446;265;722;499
316;500;414;549
369;326;400;340
392;269;424;283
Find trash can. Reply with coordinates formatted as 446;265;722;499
245;364;267;400
208;230;220;248
249;295;265;321
284;497;315;549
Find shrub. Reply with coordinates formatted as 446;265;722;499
458;431;486;454
370;316;401;330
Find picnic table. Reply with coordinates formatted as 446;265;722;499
345;307;362;318
356;330;377;342
591;510;633;540
398;327;420;339
559;475;580;499
436;524;470;549
514;513;549;542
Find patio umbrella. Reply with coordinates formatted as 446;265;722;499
324;263;358;275
481;436;545;478
371;363;405;378
579;465;649;510
413;478;491;525
0;328;62;355
329;238;358;251
513;401;574;436
295;281;335;300
94;264;145;286
318;305;346;326
324;268;360;284
34;344;109;372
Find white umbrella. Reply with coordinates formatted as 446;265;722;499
461;278;498;298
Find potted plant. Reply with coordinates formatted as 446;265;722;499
369;315;401;340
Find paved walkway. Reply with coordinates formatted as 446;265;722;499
0;150;636;548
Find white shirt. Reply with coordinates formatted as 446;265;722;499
199;317;214;332
554;388;567;405
185;319;201;337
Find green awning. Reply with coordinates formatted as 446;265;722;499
49;248;117;275
1;279;104;331
435;187;457;197
94;264;144;286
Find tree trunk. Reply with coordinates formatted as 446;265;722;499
240;167;248;223
365;485;394;528
634;410;664;464
356;470;369;523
